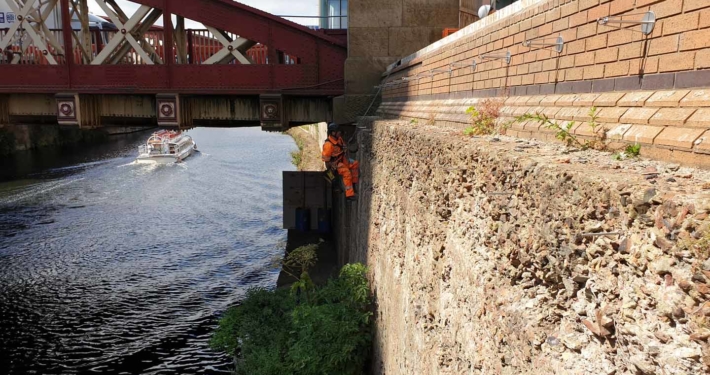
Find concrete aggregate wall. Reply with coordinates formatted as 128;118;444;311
351;119;710;374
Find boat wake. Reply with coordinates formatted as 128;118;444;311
0;178;85;205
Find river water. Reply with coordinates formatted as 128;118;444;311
0;127;295;374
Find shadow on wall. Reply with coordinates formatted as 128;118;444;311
329;116;379;371
332;119;375;268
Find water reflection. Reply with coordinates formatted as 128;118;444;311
0;127;295;374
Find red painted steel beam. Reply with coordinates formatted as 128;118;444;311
0;65;343;96
0;0;346;96
163;0;173;90
60;0;74;82
127;0;347;66
129;0;346;47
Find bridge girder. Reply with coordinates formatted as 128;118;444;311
0;0;347;96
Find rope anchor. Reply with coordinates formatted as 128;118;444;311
480;51;511;65
450;60;477;71
598;11;656;35
522;36;564;53
430;67;453;75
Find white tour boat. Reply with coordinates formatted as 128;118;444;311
136;130;197;164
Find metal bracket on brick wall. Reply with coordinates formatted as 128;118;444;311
522;36;564;53
450;60;477;71
417;71;436;78
431;67;453;75
480;51;511;65
598;11;656;35
376;75;422;89
374;81;398;89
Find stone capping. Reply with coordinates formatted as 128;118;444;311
377;88;710;167
380;0;710;103
384;0;546;74
383;72;710;102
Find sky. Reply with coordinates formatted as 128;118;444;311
87;0;321;28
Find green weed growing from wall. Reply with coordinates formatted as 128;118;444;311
211;259;372;375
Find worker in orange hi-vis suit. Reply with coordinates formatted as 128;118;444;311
322;123;359;200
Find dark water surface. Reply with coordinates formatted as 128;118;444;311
0;128;295;374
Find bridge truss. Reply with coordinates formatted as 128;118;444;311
0;0;347;96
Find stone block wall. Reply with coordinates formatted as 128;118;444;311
337;0;460;123
351;119;710;374
348;0;460;96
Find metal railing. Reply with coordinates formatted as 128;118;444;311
0;28;299;65
0;28;66;65
185;29;297;65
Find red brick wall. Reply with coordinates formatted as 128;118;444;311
383;0;710;99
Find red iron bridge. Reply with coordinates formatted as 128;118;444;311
0;0;347;129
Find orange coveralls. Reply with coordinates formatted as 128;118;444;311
322;135;359;198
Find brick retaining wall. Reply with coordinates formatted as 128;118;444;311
383;0;710;99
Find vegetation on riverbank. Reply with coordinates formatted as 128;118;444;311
290;136;304;168
285;126;325;171
211;244;372;375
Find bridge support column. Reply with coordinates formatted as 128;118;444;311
156;94;193;128
56;93;79;126
56;93;102;128
0;95;9;125
156;94;179;127
260;94;285;131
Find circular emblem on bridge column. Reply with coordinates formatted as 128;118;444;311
160;103;175;118
263;103;278;119
59;103;74;116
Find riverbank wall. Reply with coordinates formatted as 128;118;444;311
0;123;154;155
329;0;710;373
0;124;108;155
335;118;710;374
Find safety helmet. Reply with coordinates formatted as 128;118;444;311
327;123;340;134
